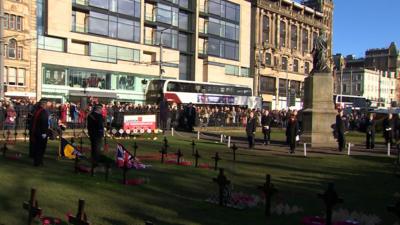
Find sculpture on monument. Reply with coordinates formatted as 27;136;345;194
311;32;331;74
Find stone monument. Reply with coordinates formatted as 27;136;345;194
301;32;336;147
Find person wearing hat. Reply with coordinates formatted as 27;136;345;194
30;98;49;166
87;104;104;166
335;109;346;152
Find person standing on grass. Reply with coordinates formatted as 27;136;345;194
261;110;272;145
87;104;104;167
30;99;49;167
286;112;299;154
335;109;346;152
246;111;257;149
365;113;376;150
383;113;394;147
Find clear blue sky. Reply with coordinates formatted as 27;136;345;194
333;0;400;57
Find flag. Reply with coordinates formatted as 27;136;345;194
116;143;133;168
59;138;82;159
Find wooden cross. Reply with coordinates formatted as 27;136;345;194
231;143;238;161
194;150;201;168
212;152;221;171
191;140;196;156
318;183;343;225
387;199;400;220
258;174;278;216
23;188;42;225
176;149;183;164
68;199;90;225
213;168;231;206
160;146;167;163
163;137;169;152
133;142;138;158
2;143;8;157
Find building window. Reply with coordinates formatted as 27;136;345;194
17;69;25;86
291;24;298;50
178;33;189;52
157;4;179;26
305;61;310;74
343;84;347;93
208;18;239;41
8;39;17;59
262;16;270;44
278;78;287;96
157;27;178;49
312;31;318;47
260;76;276;94
17;46;23;60
265;53;272;66
90;43;117;63
179;55;190;80
179;12;189;30
302;29;309;52
3;13;9;29
117;47;140;62
9;15;16;30
43;66;66;85
356;83;361;92
208;0;240;22
16;16;23;31
8;67;17;86
38;36;65;52
293;59;299;72
225;65;239;76
279;21;286;48
281;57;288;71
241;67;250;77
118;0;141;18
207;38;239;61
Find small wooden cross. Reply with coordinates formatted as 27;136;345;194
176;149;183;164
258;174;278;216
68;199;90;225
213;168;231;206
2;143;8;157
191;140;196;156
133;142;138;158
212;152;221;171
160;146;167;163
231;143;238;161
318;183;343;225
23;188;42;225
194;150;201;168
163;137;169;151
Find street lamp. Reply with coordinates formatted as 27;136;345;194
0;0;5;99
158;26;172;79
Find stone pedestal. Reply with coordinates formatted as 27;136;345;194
301;72;336;148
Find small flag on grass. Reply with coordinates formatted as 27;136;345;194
59;138;82;159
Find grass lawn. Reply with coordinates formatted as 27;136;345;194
0;133;399;225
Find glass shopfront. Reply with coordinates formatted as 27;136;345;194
42;64;139;91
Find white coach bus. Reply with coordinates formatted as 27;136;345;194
146;79;261;109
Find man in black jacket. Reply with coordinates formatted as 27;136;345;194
30;99;49;166
383;113;394;147
184;103;196;132
87;104;104;166
365;113;376;150
261;110;272;145
246;111;257;149
335;110;346;152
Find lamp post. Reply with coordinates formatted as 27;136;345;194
158;26;172;79
285;63;292;109
0;0;5;99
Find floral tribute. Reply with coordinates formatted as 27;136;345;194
302;208;381;225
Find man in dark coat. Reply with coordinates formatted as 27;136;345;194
365;113;376;150
383;113;394;147
87;104;104;166
27;102;39;158
30;99;49;166
261;110;272;145
286;112;299;154
184;103;196;132
335;110;346;152
246;111;257;149
159;97;170;134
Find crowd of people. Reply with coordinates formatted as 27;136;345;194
1;97;399;166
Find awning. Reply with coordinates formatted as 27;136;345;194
69;90;118;99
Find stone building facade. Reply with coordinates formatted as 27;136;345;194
251;0;333;110
2;0;37;99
